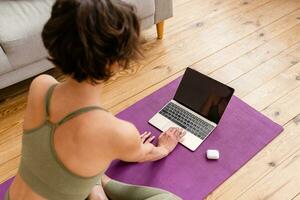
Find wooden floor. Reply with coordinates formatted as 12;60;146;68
1;0;300;199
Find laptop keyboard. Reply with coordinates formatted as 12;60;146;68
159;102;215;139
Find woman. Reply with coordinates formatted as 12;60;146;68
5;0;185;200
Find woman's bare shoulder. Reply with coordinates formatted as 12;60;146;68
23;75;58;130
91;114;141;150
29;75;58;96
26;74;58;108
93;114;139;139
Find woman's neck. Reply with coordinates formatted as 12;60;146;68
59;77;104;105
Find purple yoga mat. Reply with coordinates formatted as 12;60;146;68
0;77;283;200
105;77;283;200
0;178;12;200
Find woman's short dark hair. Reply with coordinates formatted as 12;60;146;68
42;0;141;83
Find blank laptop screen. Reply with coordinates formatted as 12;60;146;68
174;68;234;124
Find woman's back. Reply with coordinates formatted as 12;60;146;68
9;76;119;200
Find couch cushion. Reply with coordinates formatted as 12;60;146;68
0;0;54;70
0;59;53;89
0;0;154;71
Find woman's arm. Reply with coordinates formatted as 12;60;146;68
112;121;185;163
134;131;169;162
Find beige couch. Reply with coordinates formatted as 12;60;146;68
0;0;173;89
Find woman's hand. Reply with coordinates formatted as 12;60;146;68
138;128;185;161
115;122;186;163
157;127;185;155
140;131;156;144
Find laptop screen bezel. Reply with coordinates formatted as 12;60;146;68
173;67;235;124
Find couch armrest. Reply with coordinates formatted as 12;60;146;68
154;0;173;23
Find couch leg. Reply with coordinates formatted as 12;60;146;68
156;21;164;39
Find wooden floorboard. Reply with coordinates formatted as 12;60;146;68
101;0;300;111
230;43;300;97
0;0;300;199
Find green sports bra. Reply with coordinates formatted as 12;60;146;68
19;84;106;200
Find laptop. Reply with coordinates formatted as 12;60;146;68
148;67;234;151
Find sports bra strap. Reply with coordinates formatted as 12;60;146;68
56;106;106;126
45;84;58;119
44;84;107;126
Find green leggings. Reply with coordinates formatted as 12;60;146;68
103;180;182;200
4;191;8;200
4;180;181;200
